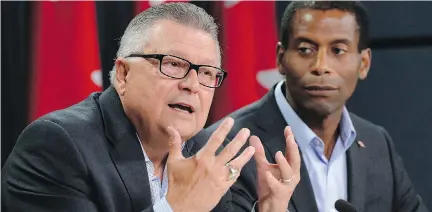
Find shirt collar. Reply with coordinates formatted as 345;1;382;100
274;80;357;151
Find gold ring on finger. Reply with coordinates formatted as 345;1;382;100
280;175;294;185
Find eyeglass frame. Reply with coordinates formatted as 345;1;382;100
125;53;228;88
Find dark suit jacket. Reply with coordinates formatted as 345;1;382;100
2;86;232;212
206;84;428;212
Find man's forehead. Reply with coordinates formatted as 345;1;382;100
144;20;220;65
151;40;217;54
145;45;219;66
146;19;210;43
292;9;359;37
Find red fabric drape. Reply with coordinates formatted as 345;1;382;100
30;1;102;121
211;1;280;121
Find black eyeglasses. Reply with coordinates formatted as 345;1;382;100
126;54;227;88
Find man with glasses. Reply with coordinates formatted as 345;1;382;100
2;3;300;212
125;54;227;88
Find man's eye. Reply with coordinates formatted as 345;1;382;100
333;47;347;55
203;70;213;76
169;61;181;67
298;47;313;55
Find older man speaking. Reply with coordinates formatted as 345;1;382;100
2;3;300;212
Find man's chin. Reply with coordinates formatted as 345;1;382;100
170;123;199;141
303;101;338;118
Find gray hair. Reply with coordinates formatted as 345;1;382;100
109;2;220;85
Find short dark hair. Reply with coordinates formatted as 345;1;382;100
279;1;370;51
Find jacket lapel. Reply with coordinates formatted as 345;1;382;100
291;158;319;212
182;135;197;158
255;86;318;212
110;136;153;212
346;115;369;212
99;87;153;212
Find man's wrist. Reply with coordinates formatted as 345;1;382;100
251;199;290;212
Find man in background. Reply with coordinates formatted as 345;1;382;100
207;1;428;212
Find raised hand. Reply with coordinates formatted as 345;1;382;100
249;126;301;212
166;117;256;212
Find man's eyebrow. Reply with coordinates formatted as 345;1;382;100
292;37;353;46
330;38;352;46
293;37;318;46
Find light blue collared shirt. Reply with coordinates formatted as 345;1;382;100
274;80;357;212
141;145;172;212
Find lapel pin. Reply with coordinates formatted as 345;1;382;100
357;140;366;148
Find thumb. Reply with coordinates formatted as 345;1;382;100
167;126;184;162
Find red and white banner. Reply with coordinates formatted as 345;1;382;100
211;1;282;121
30;1;102;121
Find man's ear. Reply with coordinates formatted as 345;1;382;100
114;57;129;96
358;48;372;80
276;42;287;76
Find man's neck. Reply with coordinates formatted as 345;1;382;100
299;108;343;160
122;98;170;178
132;119;170;178
139;134;169;178
284;88;343;159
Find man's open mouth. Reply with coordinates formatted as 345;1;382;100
168;103;194;113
